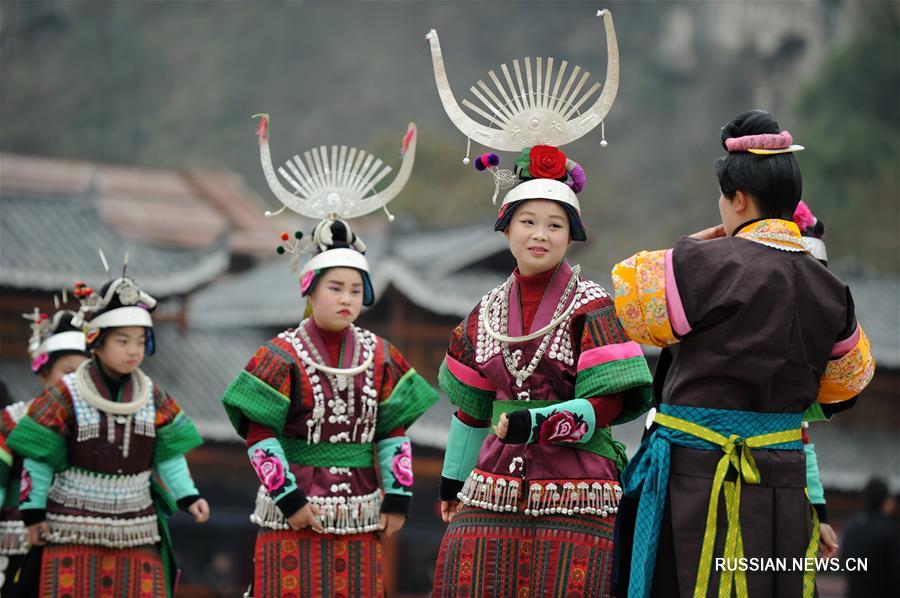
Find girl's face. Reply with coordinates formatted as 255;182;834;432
92;326;146;378
309;267;364;332
39;353;88;388
504;199;572;276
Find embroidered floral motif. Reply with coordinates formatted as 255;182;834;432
535;410;589;444
19;469;32;504
819;328;876;402
390;441;413;490
611;250;677;347
736;219;807;252
251;449;287;496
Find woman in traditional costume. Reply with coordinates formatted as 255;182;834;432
222;115;438;598
426;10;655;596
0;297;89;596
611;110;875;598
7;257;210;597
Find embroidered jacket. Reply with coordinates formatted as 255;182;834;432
439;261;653;516
222;320;438;534
0;401;32;555
6;360;203;549
611;219;875;412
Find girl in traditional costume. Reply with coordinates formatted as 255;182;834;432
222;115;437;597
0;298;89;596
7;257;210;597
426;10;654;596
611;110;875;598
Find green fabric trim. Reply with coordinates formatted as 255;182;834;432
805;443;826;505
438;360;494;420
575;356;653;425
6;416;68;472
153;412;203;464
491;400;627;471
281;439;375;468
803;402;828;423
375;369;440;438
156;455;199;501
442;414;490;482
222;370;291;437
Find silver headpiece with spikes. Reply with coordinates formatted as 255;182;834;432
254;114;417;222
427;8;619;159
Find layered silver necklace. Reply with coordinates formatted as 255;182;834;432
482;265;581;388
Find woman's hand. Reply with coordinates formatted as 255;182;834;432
818;522;839;558
379;512;406;538
689;224;726;240
27;522;50;546
188;498;210;523
287;503;324;533
440;500;462;524
493;412;509;440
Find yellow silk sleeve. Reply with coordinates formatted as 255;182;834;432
818;327;875;404
611;250;678;348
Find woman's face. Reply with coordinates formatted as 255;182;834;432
309;267;364;332
39;353;88;388
504;199;572;276
92;326;146;378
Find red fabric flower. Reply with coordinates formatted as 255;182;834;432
529;145;568;179
539;411;589;443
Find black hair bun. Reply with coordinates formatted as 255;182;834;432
720;109;781;149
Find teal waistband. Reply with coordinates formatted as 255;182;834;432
621;404;803;598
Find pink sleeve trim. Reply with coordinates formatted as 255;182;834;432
445;355;496;391
831;326;860;358
577;342;644;371
665;248;692;337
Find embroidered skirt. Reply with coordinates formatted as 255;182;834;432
39;543;165;598
252;528;384;598
433;506;616;597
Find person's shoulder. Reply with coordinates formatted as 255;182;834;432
573;276;614;317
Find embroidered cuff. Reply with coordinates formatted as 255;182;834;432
377;436;413;496
21;509;46;526
499;410;531;444
248;438;299;503
176;495;201;512
381;493;412;517
528;399;597;445
440;476;465;502
818;327;875;404
611;249;679;347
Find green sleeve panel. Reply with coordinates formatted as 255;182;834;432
6;416;68;472
153;412;203;464
222;370;292;437
375;369;439;439
575;356;653;425
438;359;494;421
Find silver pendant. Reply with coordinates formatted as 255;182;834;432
336;375;349;392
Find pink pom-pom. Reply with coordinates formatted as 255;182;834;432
474;156;487;171
792;200;816;230
485;153;500;167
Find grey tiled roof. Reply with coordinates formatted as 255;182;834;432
0;190;230;295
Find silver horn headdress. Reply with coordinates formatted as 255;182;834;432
254;114;417;222
427;9;618;158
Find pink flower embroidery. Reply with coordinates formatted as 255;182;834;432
19;469;32;503
300;270;316;295
539;411;589;444
390;442;414;489
251;449;286;493
30;353;49;373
